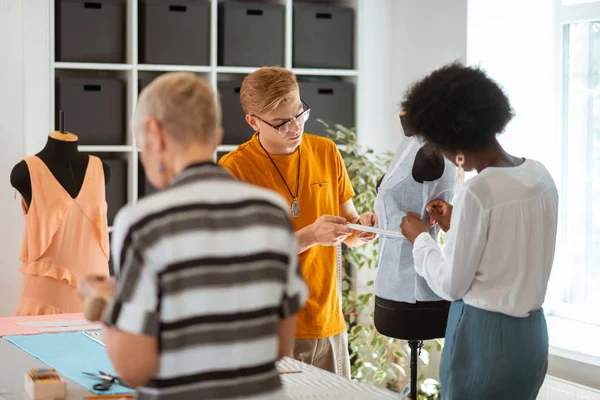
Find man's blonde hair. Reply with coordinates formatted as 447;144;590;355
135;72;221;144
240;67;299;115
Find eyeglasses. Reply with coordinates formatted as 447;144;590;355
252;99;311;136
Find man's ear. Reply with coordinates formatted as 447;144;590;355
245;114;260;132
146;117;166;152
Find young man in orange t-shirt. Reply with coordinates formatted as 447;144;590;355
219;67;378;377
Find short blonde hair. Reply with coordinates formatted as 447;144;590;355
240;67;299;115
135;72;221;144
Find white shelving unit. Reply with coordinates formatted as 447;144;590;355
77;146;136;153
42;0;361;229
54;62;135;71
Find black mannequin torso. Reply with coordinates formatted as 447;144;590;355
374;141;450;341
412;143;445;183
10;137;111;208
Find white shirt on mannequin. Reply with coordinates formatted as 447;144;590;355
374;136;455;303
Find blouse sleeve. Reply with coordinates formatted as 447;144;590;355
412;187;489;301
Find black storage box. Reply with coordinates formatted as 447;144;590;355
293;4;354;69
139;0;210;65
138;76;157;94
218;80;254;144
55;0;125;63
218;2;284;66
216;152;227;163
138;163;158;198
103;158;127;226
56;77;125;145
299;81;355;137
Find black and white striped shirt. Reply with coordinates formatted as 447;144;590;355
104;162;308;400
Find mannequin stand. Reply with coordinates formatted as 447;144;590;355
408;340;423;400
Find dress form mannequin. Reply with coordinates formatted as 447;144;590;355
11;112;110;203
373;117;455;399
10;111;112;316
374;144;449;338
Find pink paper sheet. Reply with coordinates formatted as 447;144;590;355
0;313;89;337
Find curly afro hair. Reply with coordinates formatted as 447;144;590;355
400;62;514;154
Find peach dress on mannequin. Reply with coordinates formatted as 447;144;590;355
16;155;110;316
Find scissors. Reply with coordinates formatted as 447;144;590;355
82;371;127;391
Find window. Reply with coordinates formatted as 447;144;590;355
555;20;600;326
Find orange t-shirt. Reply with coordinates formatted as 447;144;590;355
219;133;355;339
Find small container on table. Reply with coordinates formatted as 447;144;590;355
24;368;66;399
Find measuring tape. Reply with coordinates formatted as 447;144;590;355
336;244;344;377
346;223;404;239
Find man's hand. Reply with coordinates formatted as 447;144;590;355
426;199;453;232
77;275;116;301
310;215;353;246
356;212;379;242
400;212;428;243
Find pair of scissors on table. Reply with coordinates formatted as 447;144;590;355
82;371;129;391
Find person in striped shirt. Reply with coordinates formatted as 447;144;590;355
77;72;308;399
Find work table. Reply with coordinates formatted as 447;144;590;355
0;314;397;400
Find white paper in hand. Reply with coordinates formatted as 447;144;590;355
346;224;404;239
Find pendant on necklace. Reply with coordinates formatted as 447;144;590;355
292;198;301;219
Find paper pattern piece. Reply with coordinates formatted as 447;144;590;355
16;320;93;327
38;324;100;333
0;313;87;337
346;224;404;239
83;330;105;347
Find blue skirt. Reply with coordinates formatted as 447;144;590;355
440;301;549;400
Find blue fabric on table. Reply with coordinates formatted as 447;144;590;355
4;332;135;395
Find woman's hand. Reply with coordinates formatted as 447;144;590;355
356;212;379;242
426;199;453;232
400;212;428;243
77;275;116;300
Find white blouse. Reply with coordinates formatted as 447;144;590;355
412;159;559;317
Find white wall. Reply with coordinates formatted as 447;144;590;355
0;1;27;316
356;0;468;153
355;0;397;153
467;0;559;174
389;0;468;149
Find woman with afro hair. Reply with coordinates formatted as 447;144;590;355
399;62;559;399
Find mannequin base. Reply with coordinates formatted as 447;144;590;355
374;296;451;400
374;296;451;341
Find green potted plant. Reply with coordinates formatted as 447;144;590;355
320;120;442;399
